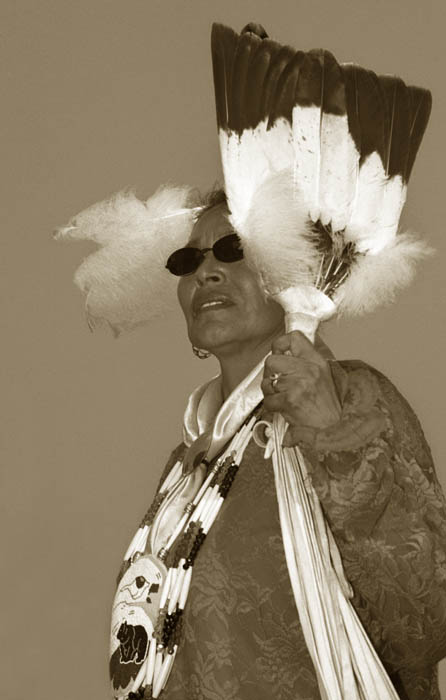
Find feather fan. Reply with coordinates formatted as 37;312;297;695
54;185;198;336
211;22;432;338
211;24;433;700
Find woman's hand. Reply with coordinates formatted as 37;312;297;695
261;331;342;447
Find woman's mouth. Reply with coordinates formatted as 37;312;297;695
193;295;235;316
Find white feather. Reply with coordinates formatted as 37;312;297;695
344;155;408;255
233;169;318;295
224;143;430;323
54;185;196;335
319;113;359;231
220;118;293;232
344;152;387;251
292;104;322;223
54;186;194;244
376;176;407;247
334;232;432;316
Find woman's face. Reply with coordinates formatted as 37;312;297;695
177;203;284;357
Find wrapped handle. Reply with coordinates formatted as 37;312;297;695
273;286;336;343
284;311;320;342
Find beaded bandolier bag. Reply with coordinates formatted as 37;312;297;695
55;21;432;700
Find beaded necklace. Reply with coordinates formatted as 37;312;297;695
110;405;262;700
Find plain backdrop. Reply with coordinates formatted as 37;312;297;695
2;0;445;698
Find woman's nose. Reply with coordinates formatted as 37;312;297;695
195;252;226;285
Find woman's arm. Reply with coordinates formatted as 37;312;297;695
296;360;446;674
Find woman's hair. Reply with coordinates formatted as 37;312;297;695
195;186;228;221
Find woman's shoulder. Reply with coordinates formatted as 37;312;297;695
335;358;434;468
336;358;420;415
337;358;401;388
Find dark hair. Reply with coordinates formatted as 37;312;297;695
194;186;228;221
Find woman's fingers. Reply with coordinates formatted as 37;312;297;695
263;377;315;410
271;330;320;360
261;367;317;396
265;353;321;376
262;333;342;430
264;353;301;376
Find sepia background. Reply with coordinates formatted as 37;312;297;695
2;0;445;697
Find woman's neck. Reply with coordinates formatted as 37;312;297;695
216;326;283;400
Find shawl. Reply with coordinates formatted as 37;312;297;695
153;361;446;700
176;358;398;699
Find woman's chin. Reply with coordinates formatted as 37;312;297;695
190;325;240;356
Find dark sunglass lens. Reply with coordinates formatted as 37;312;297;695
166;247;202;276
213;234;243;262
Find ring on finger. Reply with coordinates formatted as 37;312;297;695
270;372;282;391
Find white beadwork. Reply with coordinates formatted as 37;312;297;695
116;413;257;699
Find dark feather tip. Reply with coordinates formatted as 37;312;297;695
241;22;268;39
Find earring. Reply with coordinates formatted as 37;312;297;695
192;346;211;359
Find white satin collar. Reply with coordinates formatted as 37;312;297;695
182;335;334;463
183;355;267;462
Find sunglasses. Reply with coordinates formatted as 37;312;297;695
165;233;244;276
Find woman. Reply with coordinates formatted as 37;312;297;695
107;191;446;700
55;21;446;700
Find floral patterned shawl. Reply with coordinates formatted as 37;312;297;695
117;360;446;700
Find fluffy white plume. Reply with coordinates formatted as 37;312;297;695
219;118;294;232
232;169;318;295
54;185;197;335
334;232;433;316
229;167;432;322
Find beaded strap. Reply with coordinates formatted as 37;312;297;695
122;406;262;699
